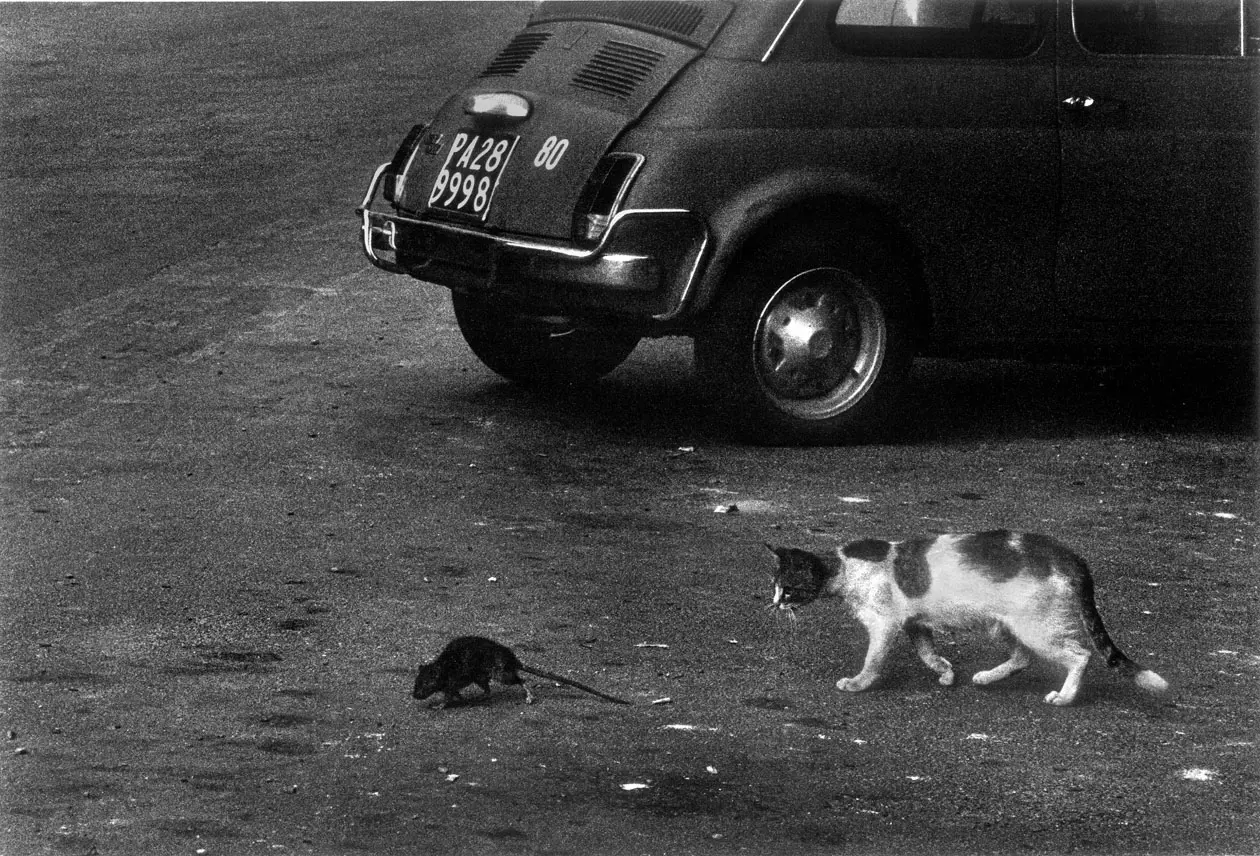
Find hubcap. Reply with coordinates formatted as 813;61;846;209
754;269;886;419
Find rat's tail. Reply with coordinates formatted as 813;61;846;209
522;667;631;704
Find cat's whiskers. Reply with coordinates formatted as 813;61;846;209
765;602;800;625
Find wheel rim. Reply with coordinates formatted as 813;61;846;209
753;268;887;420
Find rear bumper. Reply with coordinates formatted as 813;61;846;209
356;163;709;323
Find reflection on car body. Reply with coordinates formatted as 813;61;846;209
358;0;1257;444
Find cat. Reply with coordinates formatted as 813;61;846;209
765;530;1169;706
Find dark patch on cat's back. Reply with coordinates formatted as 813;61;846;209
842;538;891;563
957;530;1027;580
892;537;933;598
958;529;1064;581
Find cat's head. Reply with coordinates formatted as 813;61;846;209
764;543;836;611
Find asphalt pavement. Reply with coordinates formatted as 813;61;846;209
1;5;1257;856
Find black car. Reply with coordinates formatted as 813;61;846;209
358;0;1257;443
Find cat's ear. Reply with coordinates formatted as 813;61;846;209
763;542;783;574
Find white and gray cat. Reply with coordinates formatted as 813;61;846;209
766;529;1169;706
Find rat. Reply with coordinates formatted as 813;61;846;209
411;636;632;708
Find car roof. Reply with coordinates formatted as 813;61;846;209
529;0;804;60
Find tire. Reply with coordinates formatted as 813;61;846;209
452;292;639;388
694;246;916;445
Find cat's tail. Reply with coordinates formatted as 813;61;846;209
1077;567;1170;695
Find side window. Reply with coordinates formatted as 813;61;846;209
1073;0;1246;56
831;0;1044;58
1251;0;1260;54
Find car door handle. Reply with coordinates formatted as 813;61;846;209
1062;95;1126;116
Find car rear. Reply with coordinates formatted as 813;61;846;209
358;1;762;324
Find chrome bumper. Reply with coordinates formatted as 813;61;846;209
355;163;709;323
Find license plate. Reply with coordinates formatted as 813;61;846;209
427;130;519;220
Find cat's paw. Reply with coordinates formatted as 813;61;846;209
971;669;999;686
1043;690;1075;707
938;670;955;687
835;676;871;692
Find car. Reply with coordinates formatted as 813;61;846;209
357;0;1257;444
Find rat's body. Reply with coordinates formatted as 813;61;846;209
412;636;631;708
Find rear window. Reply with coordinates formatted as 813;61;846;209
1073;0;1254;56
831;0;1045;58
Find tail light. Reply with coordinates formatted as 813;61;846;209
382;123;429;204
572;153;644;243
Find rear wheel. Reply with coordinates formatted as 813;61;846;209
452;292;639;387
694;248;916;444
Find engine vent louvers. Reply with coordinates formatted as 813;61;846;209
479;31;552;78
571;40;665;100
